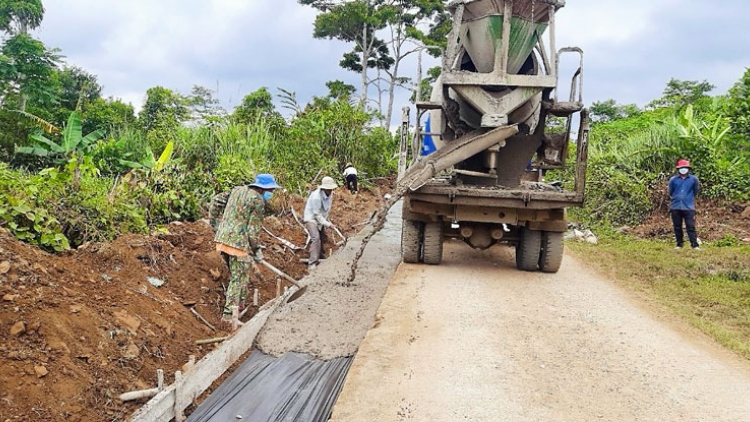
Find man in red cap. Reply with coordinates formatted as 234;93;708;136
668;159;700;250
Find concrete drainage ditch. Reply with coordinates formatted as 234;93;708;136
130;202;403;421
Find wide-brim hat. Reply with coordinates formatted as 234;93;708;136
320;176;338;190
249;173;281;189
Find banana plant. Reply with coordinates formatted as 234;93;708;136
677;104;731;149
118;140;174;173
17;111;104;163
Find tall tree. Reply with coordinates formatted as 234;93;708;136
589;99;641;124
300;0;391;107
82;97;136;135
378;0;446;129
139;86;188;151
326;80;356;101
186;85;225;125
726;68;750;141
0;33;61;111
232;87;276;124
647;78;715;110
308;80;357;111
48;66;102;125
0;0;44;35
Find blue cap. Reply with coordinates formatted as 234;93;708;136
249;173;281;190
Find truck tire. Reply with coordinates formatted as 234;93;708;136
539;231;564;273
401;220;423;263
422;222;444;265
516;228;542;271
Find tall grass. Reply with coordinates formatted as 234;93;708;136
174;113;275;170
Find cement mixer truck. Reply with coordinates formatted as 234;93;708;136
398;0;589;273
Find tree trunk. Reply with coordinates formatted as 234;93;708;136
377;68;385;126
416;49;423;103
359;24;369;108
385;55;400;130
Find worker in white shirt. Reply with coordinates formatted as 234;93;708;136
343;163;358;194
303;176;339;269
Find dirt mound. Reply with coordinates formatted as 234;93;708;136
631;200;750;243
0;181;391;421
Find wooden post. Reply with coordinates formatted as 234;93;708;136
231;306;239;332
276;279;281;298
195;336;229;345
253;288;259;306
118;369;166;401
174;370;184;421
182;355;196;373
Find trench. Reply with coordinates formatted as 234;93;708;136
186;202;404;421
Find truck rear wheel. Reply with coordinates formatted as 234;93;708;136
539;231;564;273
401;220;423;263
422;222;444;265
516;228;542;271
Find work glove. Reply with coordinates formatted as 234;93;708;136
253;248;264;262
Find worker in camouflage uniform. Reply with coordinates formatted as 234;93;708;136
209;189;233;268
211;173;281;327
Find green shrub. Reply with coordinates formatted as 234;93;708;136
575;159;654;227
0;164;70;251
714;234;740;248
214;154;255;191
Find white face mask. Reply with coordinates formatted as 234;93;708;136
678;168;689;175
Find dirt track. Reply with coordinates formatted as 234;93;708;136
331;241;750;421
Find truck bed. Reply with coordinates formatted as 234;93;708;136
407;178;584;210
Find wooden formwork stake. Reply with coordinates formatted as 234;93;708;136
253;288;259;306
182;355;196;373
190;307;216;332
118;368;166;402
174;370;185;421
195;336;229;345
231;306;239;332
276;279;281;298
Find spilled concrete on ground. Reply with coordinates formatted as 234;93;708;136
255;201;403;360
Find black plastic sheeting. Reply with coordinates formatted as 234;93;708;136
187;351;353;422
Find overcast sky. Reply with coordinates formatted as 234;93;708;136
34;0;750;119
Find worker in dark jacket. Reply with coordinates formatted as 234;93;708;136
668;159;700;250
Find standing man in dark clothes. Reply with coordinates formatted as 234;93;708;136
668;159;700;250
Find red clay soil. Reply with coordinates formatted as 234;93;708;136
0;181;391;422
631;199;750;243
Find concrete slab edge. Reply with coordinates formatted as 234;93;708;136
128;289;296;422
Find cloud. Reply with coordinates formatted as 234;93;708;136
36;0;357;112
32;0;750;117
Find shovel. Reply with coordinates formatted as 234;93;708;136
331;225;348;246
259;260;302;288
259;260;309;303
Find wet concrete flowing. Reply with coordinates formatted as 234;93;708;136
254;202;403;359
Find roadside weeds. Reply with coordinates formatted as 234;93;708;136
569;237;750;360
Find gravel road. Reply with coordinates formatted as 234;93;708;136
330;241;750;422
